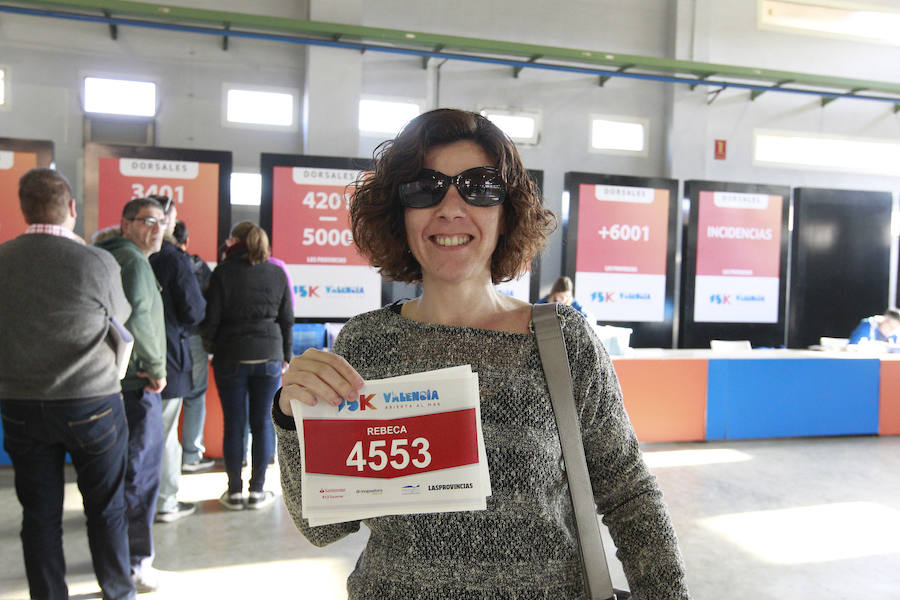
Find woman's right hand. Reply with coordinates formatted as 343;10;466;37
279;348;365;416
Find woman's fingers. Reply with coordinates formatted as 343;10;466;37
279;384;318;415
281;348;364;410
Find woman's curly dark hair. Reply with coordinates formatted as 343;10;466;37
350;108;558;284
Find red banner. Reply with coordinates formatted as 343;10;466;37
271;166;368;266
302;408;479;479
575;183;669;275
96;157;220;262
0;151;39;244
696;191;782;278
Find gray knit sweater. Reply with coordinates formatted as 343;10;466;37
0;233;131;400
275;304;689;599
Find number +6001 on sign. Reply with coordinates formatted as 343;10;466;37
597;224;650;241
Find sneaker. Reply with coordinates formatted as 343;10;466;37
182;457;215;472
219;491;245;511
132;566;160;593
154;501;196;523
247;490;276;510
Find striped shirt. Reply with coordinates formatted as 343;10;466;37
24;223;85;244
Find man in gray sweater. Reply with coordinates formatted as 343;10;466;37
0;168;135;599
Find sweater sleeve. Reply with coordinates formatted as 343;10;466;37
563;309;690;599
274;389;362;546
848;319;871;344
277;272;294;362
122;257;166;380
200;268;223;354
172;252;206;327
99;250;132;326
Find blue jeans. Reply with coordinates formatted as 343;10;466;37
213;359;281;493
122;388;163;575
157;397;183;513
180;387;207;463
182;335;209;463
1;394;135;600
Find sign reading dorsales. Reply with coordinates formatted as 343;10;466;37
574;184;670;322
693;191;783;323
0;151;38;245
272;166;382;317
96;157;221;262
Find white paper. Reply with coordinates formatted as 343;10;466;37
291;365;491;525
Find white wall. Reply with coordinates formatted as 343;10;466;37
672;0;900;192
357;0;675;289
0;1;309;231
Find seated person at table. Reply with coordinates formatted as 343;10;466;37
536;275;594;322
849;308;900;344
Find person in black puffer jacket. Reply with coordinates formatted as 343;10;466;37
201;221;293;511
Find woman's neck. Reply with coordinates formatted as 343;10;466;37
402;277;531;333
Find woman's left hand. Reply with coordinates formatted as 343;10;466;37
279;348;365;416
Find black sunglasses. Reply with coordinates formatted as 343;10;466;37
398;166;507;208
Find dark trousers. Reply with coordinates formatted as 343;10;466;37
213;359;281;494
121;387;163;575
1;394;135;600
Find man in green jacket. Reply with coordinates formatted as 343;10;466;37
96;197;168;593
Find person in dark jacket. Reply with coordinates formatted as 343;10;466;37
172;220;215;472
148;199;206;523
201;221;293;511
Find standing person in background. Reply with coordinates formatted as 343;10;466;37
148;198;207;523
201;221;293;511
241;251;294;465
536;275;595;322
0;168;135;600
172;220;215;472
96;197;168;593
848;308;900;344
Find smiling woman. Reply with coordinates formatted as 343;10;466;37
350;108;555;287
273;108;691;600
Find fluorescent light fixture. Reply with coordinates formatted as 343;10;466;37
0;67;6;107
230;172;262;206
84;76;156;117
755;130;900;176
226;88;294;127
481;109;541;144
358;99;420;136
760;0;900;46
699;502;900;564
590;117;646;153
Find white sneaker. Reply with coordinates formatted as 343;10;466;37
219;491;246;511
247;490;276;510
132;566;160;593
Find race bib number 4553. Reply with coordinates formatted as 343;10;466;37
302;410;479;478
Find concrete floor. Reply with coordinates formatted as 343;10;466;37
1;436;898;599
